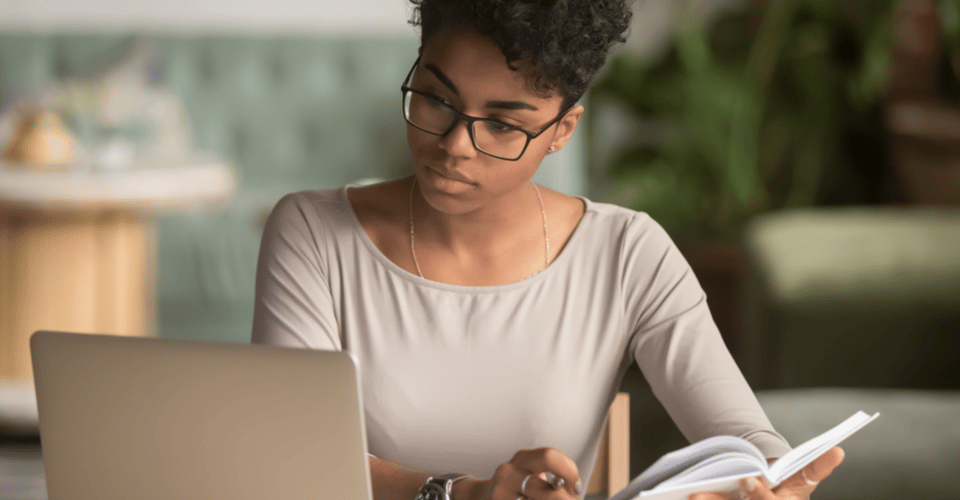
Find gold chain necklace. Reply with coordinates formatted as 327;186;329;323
408;178;550;281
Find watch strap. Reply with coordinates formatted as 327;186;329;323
416;473;469;500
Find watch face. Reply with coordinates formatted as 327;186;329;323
415;482;446;500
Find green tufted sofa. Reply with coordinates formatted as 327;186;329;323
741;208;960;500
0;32;586;346
0;32;413;345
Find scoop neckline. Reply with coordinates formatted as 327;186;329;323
340;184;591;293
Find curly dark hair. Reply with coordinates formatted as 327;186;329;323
409;0;632;109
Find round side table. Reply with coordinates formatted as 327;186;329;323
0;158;237;383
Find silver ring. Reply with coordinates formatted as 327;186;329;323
550;476;565;490
544;472;564;490
801;469;819;486
521;474;533;495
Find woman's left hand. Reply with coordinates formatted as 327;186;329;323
689;446;845;500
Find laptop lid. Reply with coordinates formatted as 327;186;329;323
30;331;372;500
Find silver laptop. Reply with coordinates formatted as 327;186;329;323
30;331;373;500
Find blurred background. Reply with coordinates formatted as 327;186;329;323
1;0;959;499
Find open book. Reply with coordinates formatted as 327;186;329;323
607;411;879;500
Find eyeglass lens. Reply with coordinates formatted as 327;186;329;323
403;91;529;160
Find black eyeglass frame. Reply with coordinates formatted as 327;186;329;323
400;56;573;161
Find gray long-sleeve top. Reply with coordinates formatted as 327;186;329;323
251;186;791;491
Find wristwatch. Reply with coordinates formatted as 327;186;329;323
414;473;468;500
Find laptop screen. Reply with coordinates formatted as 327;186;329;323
31;331;372;500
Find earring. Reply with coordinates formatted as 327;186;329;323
547;146;557;153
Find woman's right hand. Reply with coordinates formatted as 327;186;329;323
456;448;583;500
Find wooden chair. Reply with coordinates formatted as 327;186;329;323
586;392;630;497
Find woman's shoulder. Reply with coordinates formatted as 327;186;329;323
271;179;405;219
263;185;370;243
579;197;663;238
269;187;345;222
345;178;409;225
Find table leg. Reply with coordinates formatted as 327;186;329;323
0;208;155;382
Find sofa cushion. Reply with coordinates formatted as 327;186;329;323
740;208;960;389
758;387;960;500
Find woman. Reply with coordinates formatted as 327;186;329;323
251;1;844;499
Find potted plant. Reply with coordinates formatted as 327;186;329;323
590;0;901;244
587;0;902;350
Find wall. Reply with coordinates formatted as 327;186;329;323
0;0;412;34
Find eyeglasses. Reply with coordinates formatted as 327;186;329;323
400;56;570;161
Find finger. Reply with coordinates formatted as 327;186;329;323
689;477;772;500
739;477;776;500
806;447;845;483
484;462;530;500
519;474;575;500
541;472;565;491
489;462;572;500
688;492;726;500
776;447;845;494
510;448;582;496
489;462;529;500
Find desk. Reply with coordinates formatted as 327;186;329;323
0;159;236;383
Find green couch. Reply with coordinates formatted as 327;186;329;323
741;207;960;500
0;32;413;345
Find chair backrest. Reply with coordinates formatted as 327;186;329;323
587;392;630;496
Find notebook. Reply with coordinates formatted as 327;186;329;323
30;330;372;500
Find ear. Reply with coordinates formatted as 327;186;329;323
547;105;584;153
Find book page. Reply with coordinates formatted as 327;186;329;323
768;411;879;484
638;474;757;500
654;452;766;490
608;411;879;500
607;436;765;500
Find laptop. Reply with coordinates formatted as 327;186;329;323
30;330;373;500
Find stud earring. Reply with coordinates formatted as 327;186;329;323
547;146;557;153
